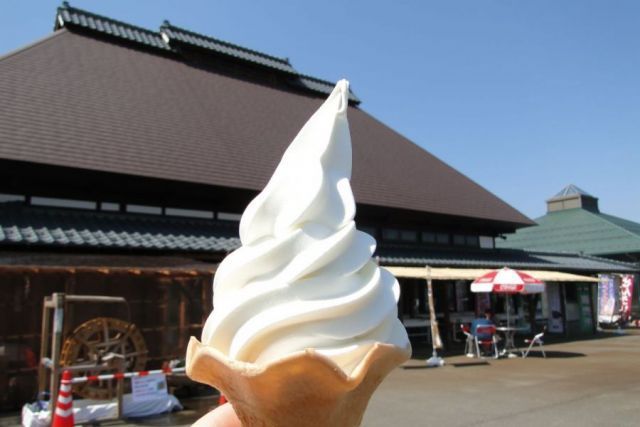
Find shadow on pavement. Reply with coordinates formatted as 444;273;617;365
449;361;491;367
525;350;585;358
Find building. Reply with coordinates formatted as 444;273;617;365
498;184;640;325
0;3;636;408
498;184;640;263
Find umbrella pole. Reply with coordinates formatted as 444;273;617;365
505;295;518;358
506;295;511;329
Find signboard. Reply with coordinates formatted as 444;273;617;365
131;373;168;402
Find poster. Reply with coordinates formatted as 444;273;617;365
132;373;168;402
598;274;617;324
620;275;634;321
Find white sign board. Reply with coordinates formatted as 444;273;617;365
131;373;168;402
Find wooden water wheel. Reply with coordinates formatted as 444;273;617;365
60;317;148;399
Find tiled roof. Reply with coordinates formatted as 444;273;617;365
53;3;359;103
498;208;640;256
377;246;637;273
295;75;361;103
55;2;170;51
0;27;531;227
0;203;240;253
3;202;631;274
159;22;296;74
159;22;360;103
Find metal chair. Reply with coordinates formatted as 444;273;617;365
522;327;546;358
474;325;499;359
460;324;475;357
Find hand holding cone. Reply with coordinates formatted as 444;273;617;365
187;337;409;427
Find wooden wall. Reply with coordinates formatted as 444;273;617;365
0;270;213;410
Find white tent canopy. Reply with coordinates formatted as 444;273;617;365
385;266;599;282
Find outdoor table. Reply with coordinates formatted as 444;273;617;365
496;326;528;358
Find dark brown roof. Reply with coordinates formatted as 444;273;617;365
0;28;533;227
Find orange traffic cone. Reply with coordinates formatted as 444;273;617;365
218;393;227;405
51;370;74;427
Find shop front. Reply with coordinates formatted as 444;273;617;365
387;266;604;347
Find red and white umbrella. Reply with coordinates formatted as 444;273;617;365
471;267;545;294
471;267;545;330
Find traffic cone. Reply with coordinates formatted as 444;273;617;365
218;393;227;406
51;370;75;427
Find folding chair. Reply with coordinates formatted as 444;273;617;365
522;327;546;358
474;325;499;359
460;324;475;357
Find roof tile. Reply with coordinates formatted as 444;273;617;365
377;246;636;273
0;28;530;225
0;203;240;253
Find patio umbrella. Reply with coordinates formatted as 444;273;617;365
471;267;545;328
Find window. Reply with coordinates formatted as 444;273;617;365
0;193;25;203
436;233;450;245
421;232;436;244
217;212;242;221
166;207;214;219
100;202;120;211
126;204;162;215
465;235;479;247
32;197;96;210
382;228;400;241
479;236;494;249
453;234;466;246
400;230;418;242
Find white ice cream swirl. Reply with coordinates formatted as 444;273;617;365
201;80;410;374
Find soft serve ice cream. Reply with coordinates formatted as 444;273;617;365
201;79;410;375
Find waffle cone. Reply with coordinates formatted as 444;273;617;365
186;337;410;427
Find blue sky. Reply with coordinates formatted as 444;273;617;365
2;1;639;222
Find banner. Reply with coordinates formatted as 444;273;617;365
620;275;634;321
598;274;617;324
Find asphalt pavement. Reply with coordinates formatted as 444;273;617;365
2;331;639;426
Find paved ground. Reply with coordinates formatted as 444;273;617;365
3;331;639;426
364;331;640;427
